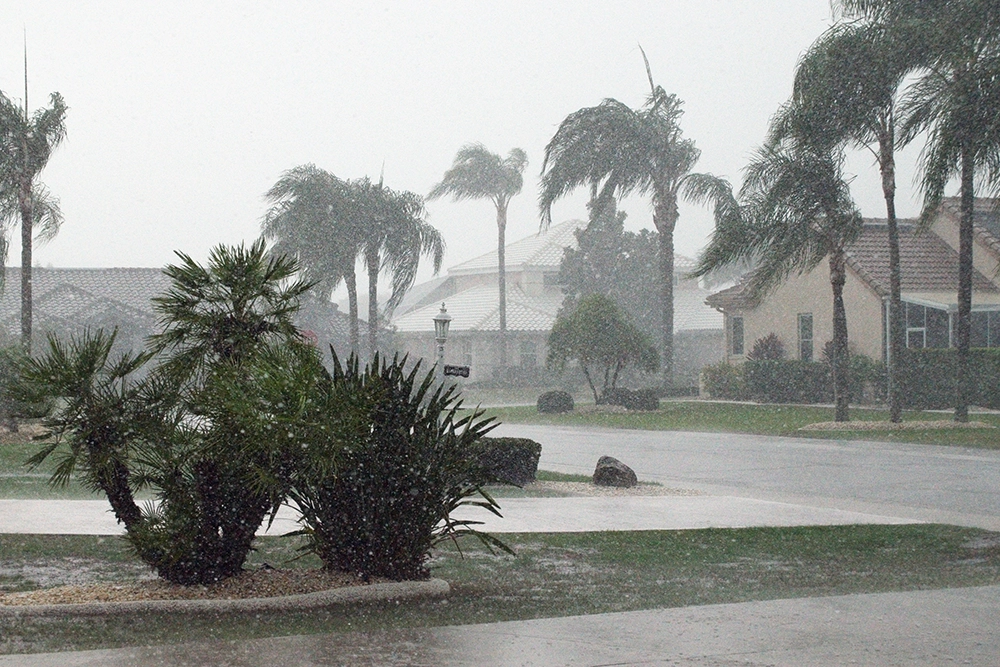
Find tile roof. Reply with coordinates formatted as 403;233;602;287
392;284;564;334
940;197;1000;259
845;221;997;296
447;219;586;275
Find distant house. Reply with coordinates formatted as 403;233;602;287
0;267;358;355
391;220;724;384
706;198;1000;364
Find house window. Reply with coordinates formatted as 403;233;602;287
798;313;813;361
730;316;744;356
461;340;473;367
519;340;537;368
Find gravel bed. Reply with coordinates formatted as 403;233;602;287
0;568;380;607
529;481;701;497
800;420;995;431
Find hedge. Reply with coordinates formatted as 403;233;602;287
899;348;1000;410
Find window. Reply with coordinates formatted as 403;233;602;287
461;340;473;367
730;316;744;356
519;340;537;368
798;313;813;361
905;302;950;349
972;311;1000;348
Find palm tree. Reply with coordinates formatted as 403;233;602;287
262;165;363;352
694;107;864;422
354;177;444;355
0;90;67;352
429;144;527;369
839;3;1000;422
539;52;730;389
784;19;923;422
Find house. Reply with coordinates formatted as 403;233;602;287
0;267;358;356
706;198;1000;364
391;220;724;385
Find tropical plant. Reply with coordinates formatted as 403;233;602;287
287;352;509;580
0;89;67;352
787;17;925;422
547;293;658;404
539;51;731;389
429;144;528;369
262;164;363;352
354;178;444;356
693;106;864;421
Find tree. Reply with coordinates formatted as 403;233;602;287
263;164;363;352
557;198;659;343
694;109;863;422
429;144;527;369
547;293;658;404
539;51;730;390
354;177;444;355
0;90;67;353
787;19;923;423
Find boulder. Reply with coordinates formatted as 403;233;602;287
592;455;637;488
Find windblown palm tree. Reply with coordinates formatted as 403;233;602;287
262;165;363;352
539;52;730;389
429;144;527;369
0;90;67;352
355;177;444;355
840;2;1000;421
783;19;923;422
694;106;864;422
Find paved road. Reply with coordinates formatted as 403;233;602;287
6;585;1000;666
493;423;1000;530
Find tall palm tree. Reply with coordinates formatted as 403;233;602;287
694;107;864;422
539;52;730;389
262;165;363;353
354;177;444;355
0;90;67;352
429;144;527;369
840;2;1000;422
784;19;923;422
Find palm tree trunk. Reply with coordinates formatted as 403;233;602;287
830;250;850;422
345;269;359;355
879;122;904;423
366;251;379;358
497;203;507;370
18;175;32;353
654;197;677;391
954;148;974;423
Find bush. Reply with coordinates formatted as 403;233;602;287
604;387;660;411
288;353;509;581
537;390;574;413
701;362;747;400
747;333;785;361
744;359;832;404
476;437;542;485
898;348;1000;410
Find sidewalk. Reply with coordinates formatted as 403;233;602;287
0;495;919;536
5;584;999;666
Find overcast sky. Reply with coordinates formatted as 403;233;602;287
1;1;930;291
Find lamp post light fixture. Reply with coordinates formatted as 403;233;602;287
433;302;452;381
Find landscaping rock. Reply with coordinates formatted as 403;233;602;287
592;456;637;488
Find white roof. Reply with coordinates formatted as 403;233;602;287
447;219;586;275
393;284;564;333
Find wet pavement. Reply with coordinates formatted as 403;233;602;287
4;585;1000;666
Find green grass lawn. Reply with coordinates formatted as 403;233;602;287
2;524;999;654
484;401;1000;449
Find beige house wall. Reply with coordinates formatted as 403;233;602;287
732;262;884;362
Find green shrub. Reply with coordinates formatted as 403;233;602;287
747;333;785;360
476;437;542;485
744;360;832;404
898;348;1000;410
288;353;510;581
537;390;574;413
702;362;747;400
604;387;660;411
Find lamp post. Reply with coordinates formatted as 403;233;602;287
433;302;452;383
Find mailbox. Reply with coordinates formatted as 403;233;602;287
443;364;470;378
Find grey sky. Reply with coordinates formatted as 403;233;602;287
1;1;928;290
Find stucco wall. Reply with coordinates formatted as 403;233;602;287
733;262;884;362
931;213;1000;281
